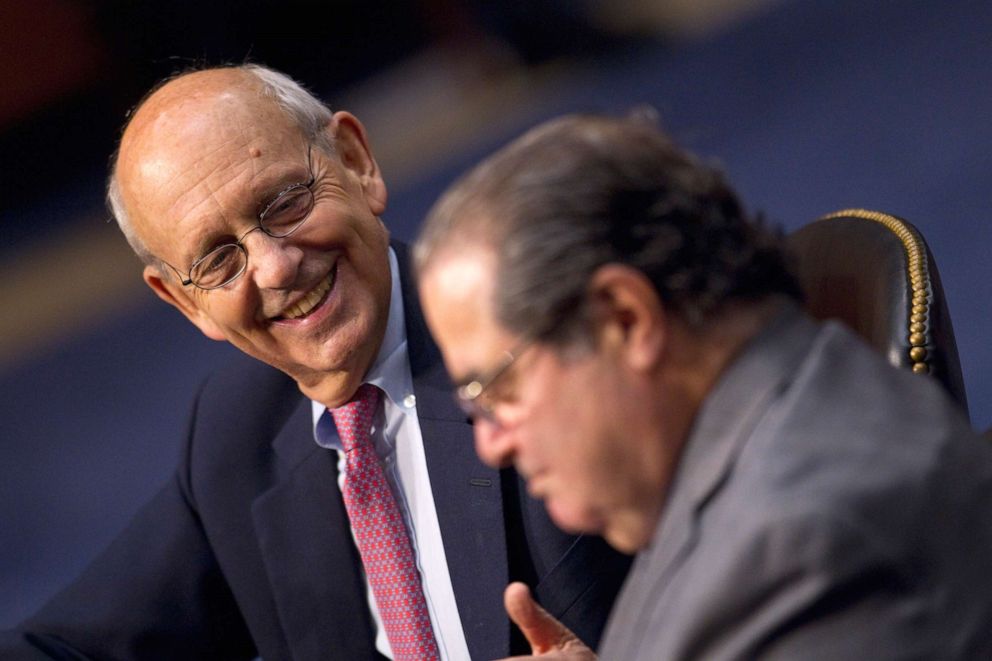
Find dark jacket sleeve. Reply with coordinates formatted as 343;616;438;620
0;382;256;661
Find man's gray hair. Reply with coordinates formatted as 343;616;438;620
414;113;800;346
106;64;333;267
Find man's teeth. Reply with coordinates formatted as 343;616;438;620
282;273;333;320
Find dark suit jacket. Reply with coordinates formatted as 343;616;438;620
2;245;631;660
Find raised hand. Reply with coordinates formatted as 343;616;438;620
496;582;598;660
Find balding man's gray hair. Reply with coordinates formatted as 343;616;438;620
414;113;800;347
107;64;333;267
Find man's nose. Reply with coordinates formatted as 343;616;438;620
473;417;516;469
245;232;303;290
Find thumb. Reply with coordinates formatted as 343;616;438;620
504;582;579;654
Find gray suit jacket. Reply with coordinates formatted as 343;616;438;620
600;306;992;660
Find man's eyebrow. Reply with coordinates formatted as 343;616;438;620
181;200;252;264
183;224;224;266
251;162;312;215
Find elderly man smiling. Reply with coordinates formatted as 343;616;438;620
0;66;630;660
414;113;992;659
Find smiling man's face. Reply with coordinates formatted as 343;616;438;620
116;70;392;407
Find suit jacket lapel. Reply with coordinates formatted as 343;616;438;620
618;306;819;637
396;242;512;659
251;397;381;661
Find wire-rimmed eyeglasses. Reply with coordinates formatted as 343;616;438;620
455;337;535;424
164;145;316;290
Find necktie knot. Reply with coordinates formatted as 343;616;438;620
330;383;381;453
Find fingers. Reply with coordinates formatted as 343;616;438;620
504;582;575;654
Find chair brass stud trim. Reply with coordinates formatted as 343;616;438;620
819;209;933;374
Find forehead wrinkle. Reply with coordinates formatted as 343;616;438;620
168;162;257;263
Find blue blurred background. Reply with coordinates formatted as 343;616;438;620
2;0;989;628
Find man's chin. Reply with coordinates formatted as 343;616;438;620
276;329;382;406
545;497;601;537
292;364;364;409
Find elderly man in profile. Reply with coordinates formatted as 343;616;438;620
0;67;631;660
414;113;992;659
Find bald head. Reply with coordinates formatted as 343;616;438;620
104;64;393;406
108;65;333;265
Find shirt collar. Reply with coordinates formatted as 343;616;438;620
311;247;415;444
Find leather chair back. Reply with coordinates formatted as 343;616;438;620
788;209;969;417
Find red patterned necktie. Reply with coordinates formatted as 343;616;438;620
331;383;440;661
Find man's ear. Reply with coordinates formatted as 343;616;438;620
587;264;667;372
143;265;226;341
326;111;387;215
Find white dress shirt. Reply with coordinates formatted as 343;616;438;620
311;248;470;660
